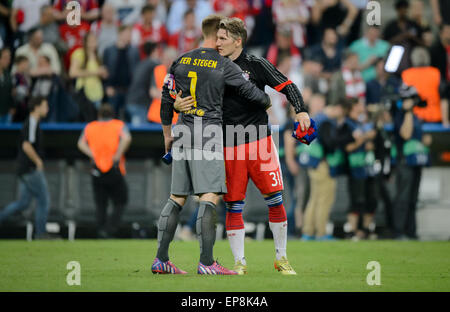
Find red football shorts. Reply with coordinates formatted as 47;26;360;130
224;135;283;202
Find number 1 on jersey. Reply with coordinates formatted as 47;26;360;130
188;71;198;107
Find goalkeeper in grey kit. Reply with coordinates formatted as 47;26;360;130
151;14;271;275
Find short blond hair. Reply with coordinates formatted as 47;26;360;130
219;17;247;45
201;14;224;39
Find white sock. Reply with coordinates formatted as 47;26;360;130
226;229;246;265
269;221;287;260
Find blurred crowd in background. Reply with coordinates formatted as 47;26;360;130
0;0;449;240
0;0;448;126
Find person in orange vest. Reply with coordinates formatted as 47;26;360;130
77;104;132;238
147;47;179;124
401;46;448;124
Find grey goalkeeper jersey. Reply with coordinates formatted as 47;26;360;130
160;47;270;149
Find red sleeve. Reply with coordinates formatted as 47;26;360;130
89;0;99;10
213;0;221;12
168;33;179;49
53;0;63;10
161;25;169;44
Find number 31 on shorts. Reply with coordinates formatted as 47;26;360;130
269;171;282;187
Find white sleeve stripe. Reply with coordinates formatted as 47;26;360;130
28;118;37;144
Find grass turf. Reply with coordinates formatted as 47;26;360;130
0;239;449;292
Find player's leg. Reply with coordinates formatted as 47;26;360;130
156;194;187;261
250;135;296;275
197;193;219;266
152;194;188;274
224;143;249;273
191;151;237;275
152;151;191;274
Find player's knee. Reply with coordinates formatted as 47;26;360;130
225;201;245;231
198;193;219;205
265;192;287;223
169;194;187;207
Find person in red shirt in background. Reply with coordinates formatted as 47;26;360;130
54;0;99;70
59;22;90;71
131;4;169;59
168;9;201;55
53;0;100;23
213;0;262;41
213;0;248;21
272;0;311;50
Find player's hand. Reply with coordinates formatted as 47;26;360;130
294;112;310;132
164;135;174;154
174;90;195;112
36;158;44;171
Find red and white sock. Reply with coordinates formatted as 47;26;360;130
265;192;288;260
225;201;246;265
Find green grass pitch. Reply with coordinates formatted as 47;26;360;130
0;239;449;292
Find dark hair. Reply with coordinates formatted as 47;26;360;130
343;49;358;60
323;27;337;34
28;26;42;38
14;55;29;65
40;4;52;14
201;14;224;39
395;0;409;10
335;97;357;115
439;23;450;32
367;25;380;30
98;104;114;119
143;41;157;57
346;97;359;111
141;4;155;14
118;24;131;33
374;57;385;66
28;96;46;112
184;8;195;19
82;32;101;70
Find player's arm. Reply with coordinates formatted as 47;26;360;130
160;62;178;153
223;59;271;110
161;63;177;125
255;57;310;131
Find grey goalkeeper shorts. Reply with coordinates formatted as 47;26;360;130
171;147;227;196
